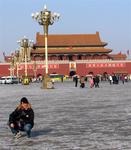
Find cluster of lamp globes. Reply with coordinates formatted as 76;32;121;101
17;5;60;48
17;36;34;48
31;5;60;26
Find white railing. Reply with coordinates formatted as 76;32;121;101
2;59;131;65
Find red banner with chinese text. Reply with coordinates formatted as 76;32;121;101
86;62;126;68
18;64;59;70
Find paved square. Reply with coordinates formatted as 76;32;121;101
0;81;131;150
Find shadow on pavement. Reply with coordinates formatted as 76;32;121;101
31;128;53;137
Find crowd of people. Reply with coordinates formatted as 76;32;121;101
73;74;130;88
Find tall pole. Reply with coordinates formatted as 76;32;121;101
24;47;28;77
17;37;33;85
15;50;20;78
11;56;15;76
33;60;37;79
12;68;14;76
32;5;60;88
16;62;19;78
44;25;48;74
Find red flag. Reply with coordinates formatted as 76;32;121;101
3;52;5;56
119;51;121;55
3;52;6;59
127;50;129;55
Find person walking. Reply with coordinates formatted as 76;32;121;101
94;75;100;88
109;75;113;85
74;75;78;87
89;76;94;88
8;97;34;138
120;74;125;84
80;76;85;88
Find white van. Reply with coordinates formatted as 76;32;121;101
0;76;19;84
0;76;6;84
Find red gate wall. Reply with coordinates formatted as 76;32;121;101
0;61;131;77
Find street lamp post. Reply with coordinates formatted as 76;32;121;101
33;59;37;79
10;54;15;76
15;50;20;78
10;52;19;77
32;5;60;88
17;37;33;85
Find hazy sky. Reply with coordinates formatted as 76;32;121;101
0;0;131;61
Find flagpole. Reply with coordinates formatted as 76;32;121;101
127;50;130;60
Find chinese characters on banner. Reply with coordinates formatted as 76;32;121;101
17;62;126;70
18;64;59;70
86;62;126;68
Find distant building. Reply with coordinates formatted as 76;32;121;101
31;32;126;61
1;32;130;77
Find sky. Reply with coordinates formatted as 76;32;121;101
0;0;131;61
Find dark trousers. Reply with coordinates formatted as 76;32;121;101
10;123;32;137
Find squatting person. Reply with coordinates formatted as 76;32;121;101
8;97;34;138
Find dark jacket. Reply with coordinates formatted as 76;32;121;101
9;108;34;128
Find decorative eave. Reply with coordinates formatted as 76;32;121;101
4;56;12;63
34;32;108;48
34;44;107;48
31;47;112;55
109;53;127;60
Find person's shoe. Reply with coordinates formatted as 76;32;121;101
27;132;31;138
27;134;31;138
14;132;22;139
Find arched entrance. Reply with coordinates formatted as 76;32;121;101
88;71;94;75
69;70;76;77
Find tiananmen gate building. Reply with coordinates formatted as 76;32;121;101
0;32;131;78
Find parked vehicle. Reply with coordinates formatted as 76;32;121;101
0;76;19;84
0;76;6;84
49;74;66;82
11;76;19;84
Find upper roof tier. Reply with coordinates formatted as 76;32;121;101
35;32;108;47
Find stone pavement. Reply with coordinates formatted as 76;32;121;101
0;81;131;150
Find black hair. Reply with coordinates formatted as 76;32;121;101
20;97;29;104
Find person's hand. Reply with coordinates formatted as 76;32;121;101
10;123;14;128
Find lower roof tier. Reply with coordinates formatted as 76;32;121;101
32;47;112;54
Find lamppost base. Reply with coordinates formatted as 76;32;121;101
22;76;30;85
42;74;54;89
